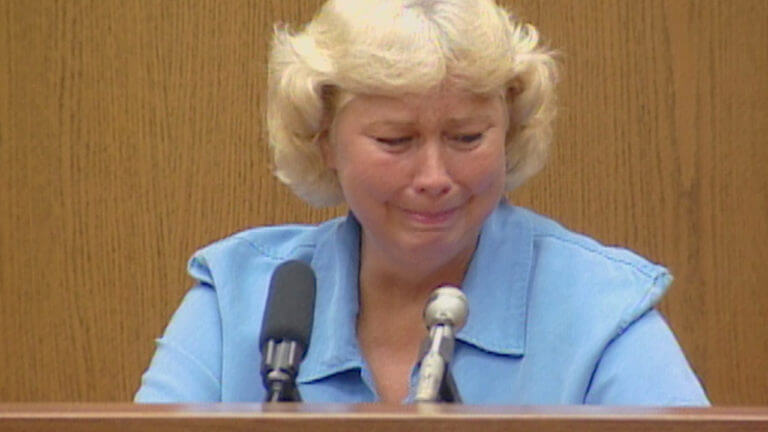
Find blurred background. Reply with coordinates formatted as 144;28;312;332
1;0;766;403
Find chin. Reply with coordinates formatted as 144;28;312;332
396;232;471;264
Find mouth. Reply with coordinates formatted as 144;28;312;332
400;206;459;226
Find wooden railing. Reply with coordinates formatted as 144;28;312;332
2;404;767;431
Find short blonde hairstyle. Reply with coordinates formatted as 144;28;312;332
268;0;558;207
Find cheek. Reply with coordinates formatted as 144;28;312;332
336;148;405;200
457;147;507;194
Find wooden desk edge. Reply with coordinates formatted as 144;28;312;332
1;404;768;432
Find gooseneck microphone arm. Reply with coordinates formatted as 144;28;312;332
414;285;469;403
259;260;317;403
415;323;462;402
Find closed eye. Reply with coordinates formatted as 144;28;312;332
375;136;412;146
456;133;483;143
449;133;484;145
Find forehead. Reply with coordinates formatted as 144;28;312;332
337;88;505;126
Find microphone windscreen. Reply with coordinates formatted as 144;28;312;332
423;285;469;330
259;260;316;354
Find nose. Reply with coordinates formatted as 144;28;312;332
412;142;453;197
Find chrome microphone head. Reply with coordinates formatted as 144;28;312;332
423;285;469;331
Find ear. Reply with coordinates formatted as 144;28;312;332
317;130;336;169
506;77;524;101
317;84;339;169
504;78;524;136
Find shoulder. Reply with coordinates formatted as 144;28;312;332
521;207;667;280
186;217;345;285
509;205;672;332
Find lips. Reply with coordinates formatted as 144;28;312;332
401;206;459;225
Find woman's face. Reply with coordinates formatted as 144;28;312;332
325;87;508;269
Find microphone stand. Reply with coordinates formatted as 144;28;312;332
439;368;461;403
414;324;462;403
262;339;304;402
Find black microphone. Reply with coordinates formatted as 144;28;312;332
414;285;468;403
259;260;316;402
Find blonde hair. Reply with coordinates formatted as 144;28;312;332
268;0;558;207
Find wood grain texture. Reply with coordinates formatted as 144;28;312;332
1;404;768;432
506;0;768;404
1;0;766;403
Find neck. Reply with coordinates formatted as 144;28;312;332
357;235;477;316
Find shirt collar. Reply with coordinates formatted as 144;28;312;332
299;214;364;383
298;200;531;383
457;200;531;355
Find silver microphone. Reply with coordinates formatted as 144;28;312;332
414;285;469;403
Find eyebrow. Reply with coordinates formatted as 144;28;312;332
364;115;494;129
444;115;493;127
364;120;415;129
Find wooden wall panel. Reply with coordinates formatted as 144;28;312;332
0;0;765;403
507;0;768;404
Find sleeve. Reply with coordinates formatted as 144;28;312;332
584;308;710;406
134;283;223;402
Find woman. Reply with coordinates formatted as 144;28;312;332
136;0;708;404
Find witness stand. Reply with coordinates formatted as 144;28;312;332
1;404;768;432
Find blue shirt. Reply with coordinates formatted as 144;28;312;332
135;201;709;405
